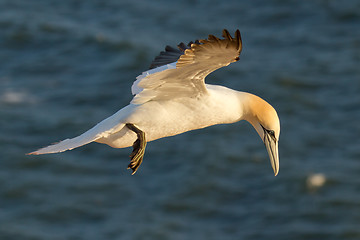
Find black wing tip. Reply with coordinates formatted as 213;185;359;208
208;34;220;41
222;29;233;40
149;45;183;69
222;29;240;37
182;29;242;49
203;29;242;52
149;29;242;69
221;29;242;52
177;42;188;52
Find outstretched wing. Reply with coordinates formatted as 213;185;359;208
131;29;242;104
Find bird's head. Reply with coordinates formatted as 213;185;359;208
243;93;280;176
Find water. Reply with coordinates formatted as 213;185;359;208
1;0;360;239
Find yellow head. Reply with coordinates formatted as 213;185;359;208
242;93;280;176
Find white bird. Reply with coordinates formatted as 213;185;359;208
28;29;280;175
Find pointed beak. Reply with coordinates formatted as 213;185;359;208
264;133;279;176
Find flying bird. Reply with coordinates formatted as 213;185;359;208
28;29;280;175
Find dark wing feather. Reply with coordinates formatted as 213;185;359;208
176;29;242;69
149;41;201;69
149;45;183;69
132;29;242;104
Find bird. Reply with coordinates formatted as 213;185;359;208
28;29;280;176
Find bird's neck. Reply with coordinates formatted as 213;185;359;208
239;93;266;119
205;85;271;129
237;92;268;135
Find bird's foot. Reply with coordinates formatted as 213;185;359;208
125;123;147;175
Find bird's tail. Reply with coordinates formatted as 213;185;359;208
27;133;98;155
28;107;130;155
27;121;118;155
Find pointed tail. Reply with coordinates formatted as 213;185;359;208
27;133;99;155
28;107;129;155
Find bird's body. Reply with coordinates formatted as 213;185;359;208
29;29;281;175
97;84;243;148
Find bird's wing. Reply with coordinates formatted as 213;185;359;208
131;29;242;104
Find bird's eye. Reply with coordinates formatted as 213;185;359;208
261;124;276;139
260;124;276;140
268;130;275;137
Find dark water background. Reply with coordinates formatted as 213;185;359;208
1;0;360;239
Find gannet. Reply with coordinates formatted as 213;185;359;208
28;29;280;175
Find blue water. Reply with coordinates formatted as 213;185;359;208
1;0;360;239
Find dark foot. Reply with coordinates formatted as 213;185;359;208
125;123;147;175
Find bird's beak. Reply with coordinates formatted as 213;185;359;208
264;133;279;176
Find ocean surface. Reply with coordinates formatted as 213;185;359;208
1;0;360;239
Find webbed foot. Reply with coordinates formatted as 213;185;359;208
125;123;147;175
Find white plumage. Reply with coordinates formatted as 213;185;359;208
29;29;280;175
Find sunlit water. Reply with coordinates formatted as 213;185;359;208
1;1;360;239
